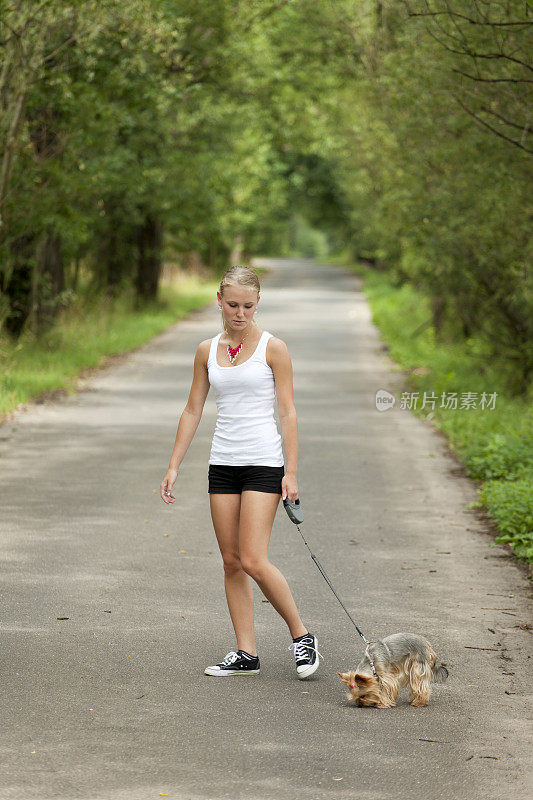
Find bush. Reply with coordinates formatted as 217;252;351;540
463;433;532;482
479;478;533;562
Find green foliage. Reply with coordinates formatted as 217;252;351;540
464;434;533;483
327;1;532;392
288;214;329;259
3;1;530;374
482;479;533;562
1;0;349;326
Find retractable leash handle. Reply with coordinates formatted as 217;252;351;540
283;495;379;679
282;497;304;524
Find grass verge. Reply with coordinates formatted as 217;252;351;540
0;274;217;420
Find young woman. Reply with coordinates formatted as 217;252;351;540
160;266;322;678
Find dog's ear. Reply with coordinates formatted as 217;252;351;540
336;671;349;682
354;673;372;687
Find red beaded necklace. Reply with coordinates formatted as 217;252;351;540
226;331;249;364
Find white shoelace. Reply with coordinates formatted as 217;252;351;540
219;651;241;666
288;638;324;663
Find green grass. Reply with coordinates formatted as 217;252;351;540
0;275;217;418
340;259;533;565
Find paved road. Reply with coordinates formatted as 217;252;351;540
0;257;531;800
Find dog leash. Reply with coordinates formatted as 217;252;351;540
283;497;379;679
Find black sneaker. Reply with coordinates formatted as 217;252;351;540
288;633;323;679
204;650;260;676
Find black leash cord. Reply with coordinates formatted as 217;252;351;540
294;523;379;678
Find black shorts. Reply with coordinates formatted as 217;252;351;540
208;464;285;495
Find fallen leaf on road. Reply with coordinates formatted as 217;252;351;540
56;617;69;620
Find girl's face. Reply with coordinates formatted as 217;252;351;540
218;286;259;334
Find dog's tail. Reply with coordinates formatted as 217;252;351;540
431;663;449;684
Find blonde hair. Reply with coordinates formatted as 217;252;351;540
219;266;260;334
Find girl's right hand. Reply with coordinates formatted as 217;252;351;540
160;468;178;504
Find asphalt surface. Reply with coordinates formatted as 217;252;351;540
0;257;531;800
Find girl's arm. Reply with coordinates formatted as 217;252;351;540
268;337;299;500
161;339;211;504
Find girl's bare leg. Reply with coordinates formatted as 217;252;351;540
209;493;257;656
238;490;307;639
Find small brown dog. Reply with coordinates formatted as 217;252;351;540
337;632;448;708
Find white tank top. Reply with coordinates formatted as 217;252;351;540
207;330;284;467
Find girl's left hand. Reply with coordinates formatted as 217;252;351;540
281;473;298;502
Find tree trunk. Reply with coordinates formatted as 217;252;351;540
96;200;137;297
3;233;35;337
431;294;446;334
135;214;163;302
34;229;64;332
230;234;244;265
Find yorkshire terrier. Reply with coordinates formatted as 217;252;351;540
337;632;448;708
